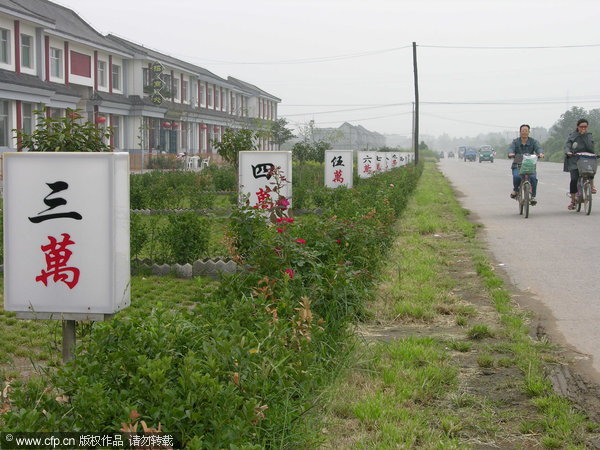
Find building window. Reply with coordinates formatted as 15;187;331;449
20;34;32;68
199;82;205;107
147;117;160;151
181;122;188;149
207;85;213;108
50;47;62;78
70;51;91;77
22;103;33;135
111;116;120;149
215;87;220;110
172;78;179;101
0;28;10;64
0;100;8;146
182;80;188;103
111;64;121;91
98;60;107;87
48;107;62;118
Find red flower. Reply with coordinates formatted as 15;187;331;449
285;269;295;279
336;239;341;243
285;217;295;223
276;228;284;233
277;197;290;208
295;238;306;244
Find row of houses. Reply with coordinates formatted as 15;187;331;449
0;0;281;166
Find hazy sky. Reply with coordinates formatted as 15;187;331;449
55;0;600;138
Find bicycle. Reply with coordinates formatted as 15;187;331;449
510;153;539;219
573;152;598;215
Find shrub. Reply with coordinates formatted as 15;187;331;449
160;212;210;263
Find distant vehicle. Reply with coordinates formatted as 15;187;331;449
479;145;494;163
464;147;477;162
448;151;455;158
439;151;445;158
457;146;467;159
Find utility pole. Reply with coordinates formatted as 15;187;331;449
412;41;419;164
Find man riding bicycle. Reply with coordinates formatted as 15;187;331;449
508;124;544;205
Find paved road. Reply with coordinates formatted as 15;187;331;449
438;156;600;382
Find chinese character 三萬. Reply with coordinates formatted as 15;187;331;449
36;233;80;289
251;163;275;180
330;156;344;167
28;181;82;224
332;169;344;183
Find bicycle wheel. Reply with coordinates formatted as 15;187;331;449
523;181;530;218
584;180;593;215
577;180;583;212
518;185;524;215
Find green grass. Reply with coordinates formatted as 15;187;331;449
318;160;598;448
0;275;219;371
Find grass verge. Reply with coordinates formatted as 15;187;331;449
315;160;600;448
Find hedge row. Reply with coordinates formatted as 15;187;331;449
2;163;422;448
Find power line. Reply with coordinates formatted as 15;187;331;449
174;45;412;65
289;110;413;126
420;43;600;50
282;103;412;116
420;112;513;129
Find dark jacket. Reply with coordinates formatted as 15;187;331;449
508;137;542;169
564;131;595;172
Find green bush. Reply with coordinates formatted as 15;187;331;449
1;163;423;447
130;212;147;260
160;212;210;264
207;165;237;191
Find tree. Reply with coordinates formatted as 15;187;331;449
269;118;295;150
213;127;257;169
291;141;313;163
543;107;600;162
16;108;112;152
291;140;331;163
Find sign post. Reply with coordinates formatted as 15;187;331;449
238;151;292;210
325;150;353;188
3;152;131;362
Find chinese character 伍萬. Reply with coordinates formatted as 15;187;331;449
330;156;344;167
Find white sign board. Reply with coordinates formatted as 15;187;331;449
398;152;411;166
388;152;400;169
358;152;376;178
384;153;392;171
325;150;353;188
375;153;384;173
238;151;292;209
3;152;130;317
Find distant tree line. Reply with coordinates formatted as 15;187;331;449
425;106;600;163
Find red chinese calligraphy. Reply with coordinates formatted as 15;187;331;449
36;233;80;289
363;164;372;173
255;187;274;209
332;169;344;183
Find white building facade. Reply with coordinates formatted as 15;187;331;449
0;0;281;167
